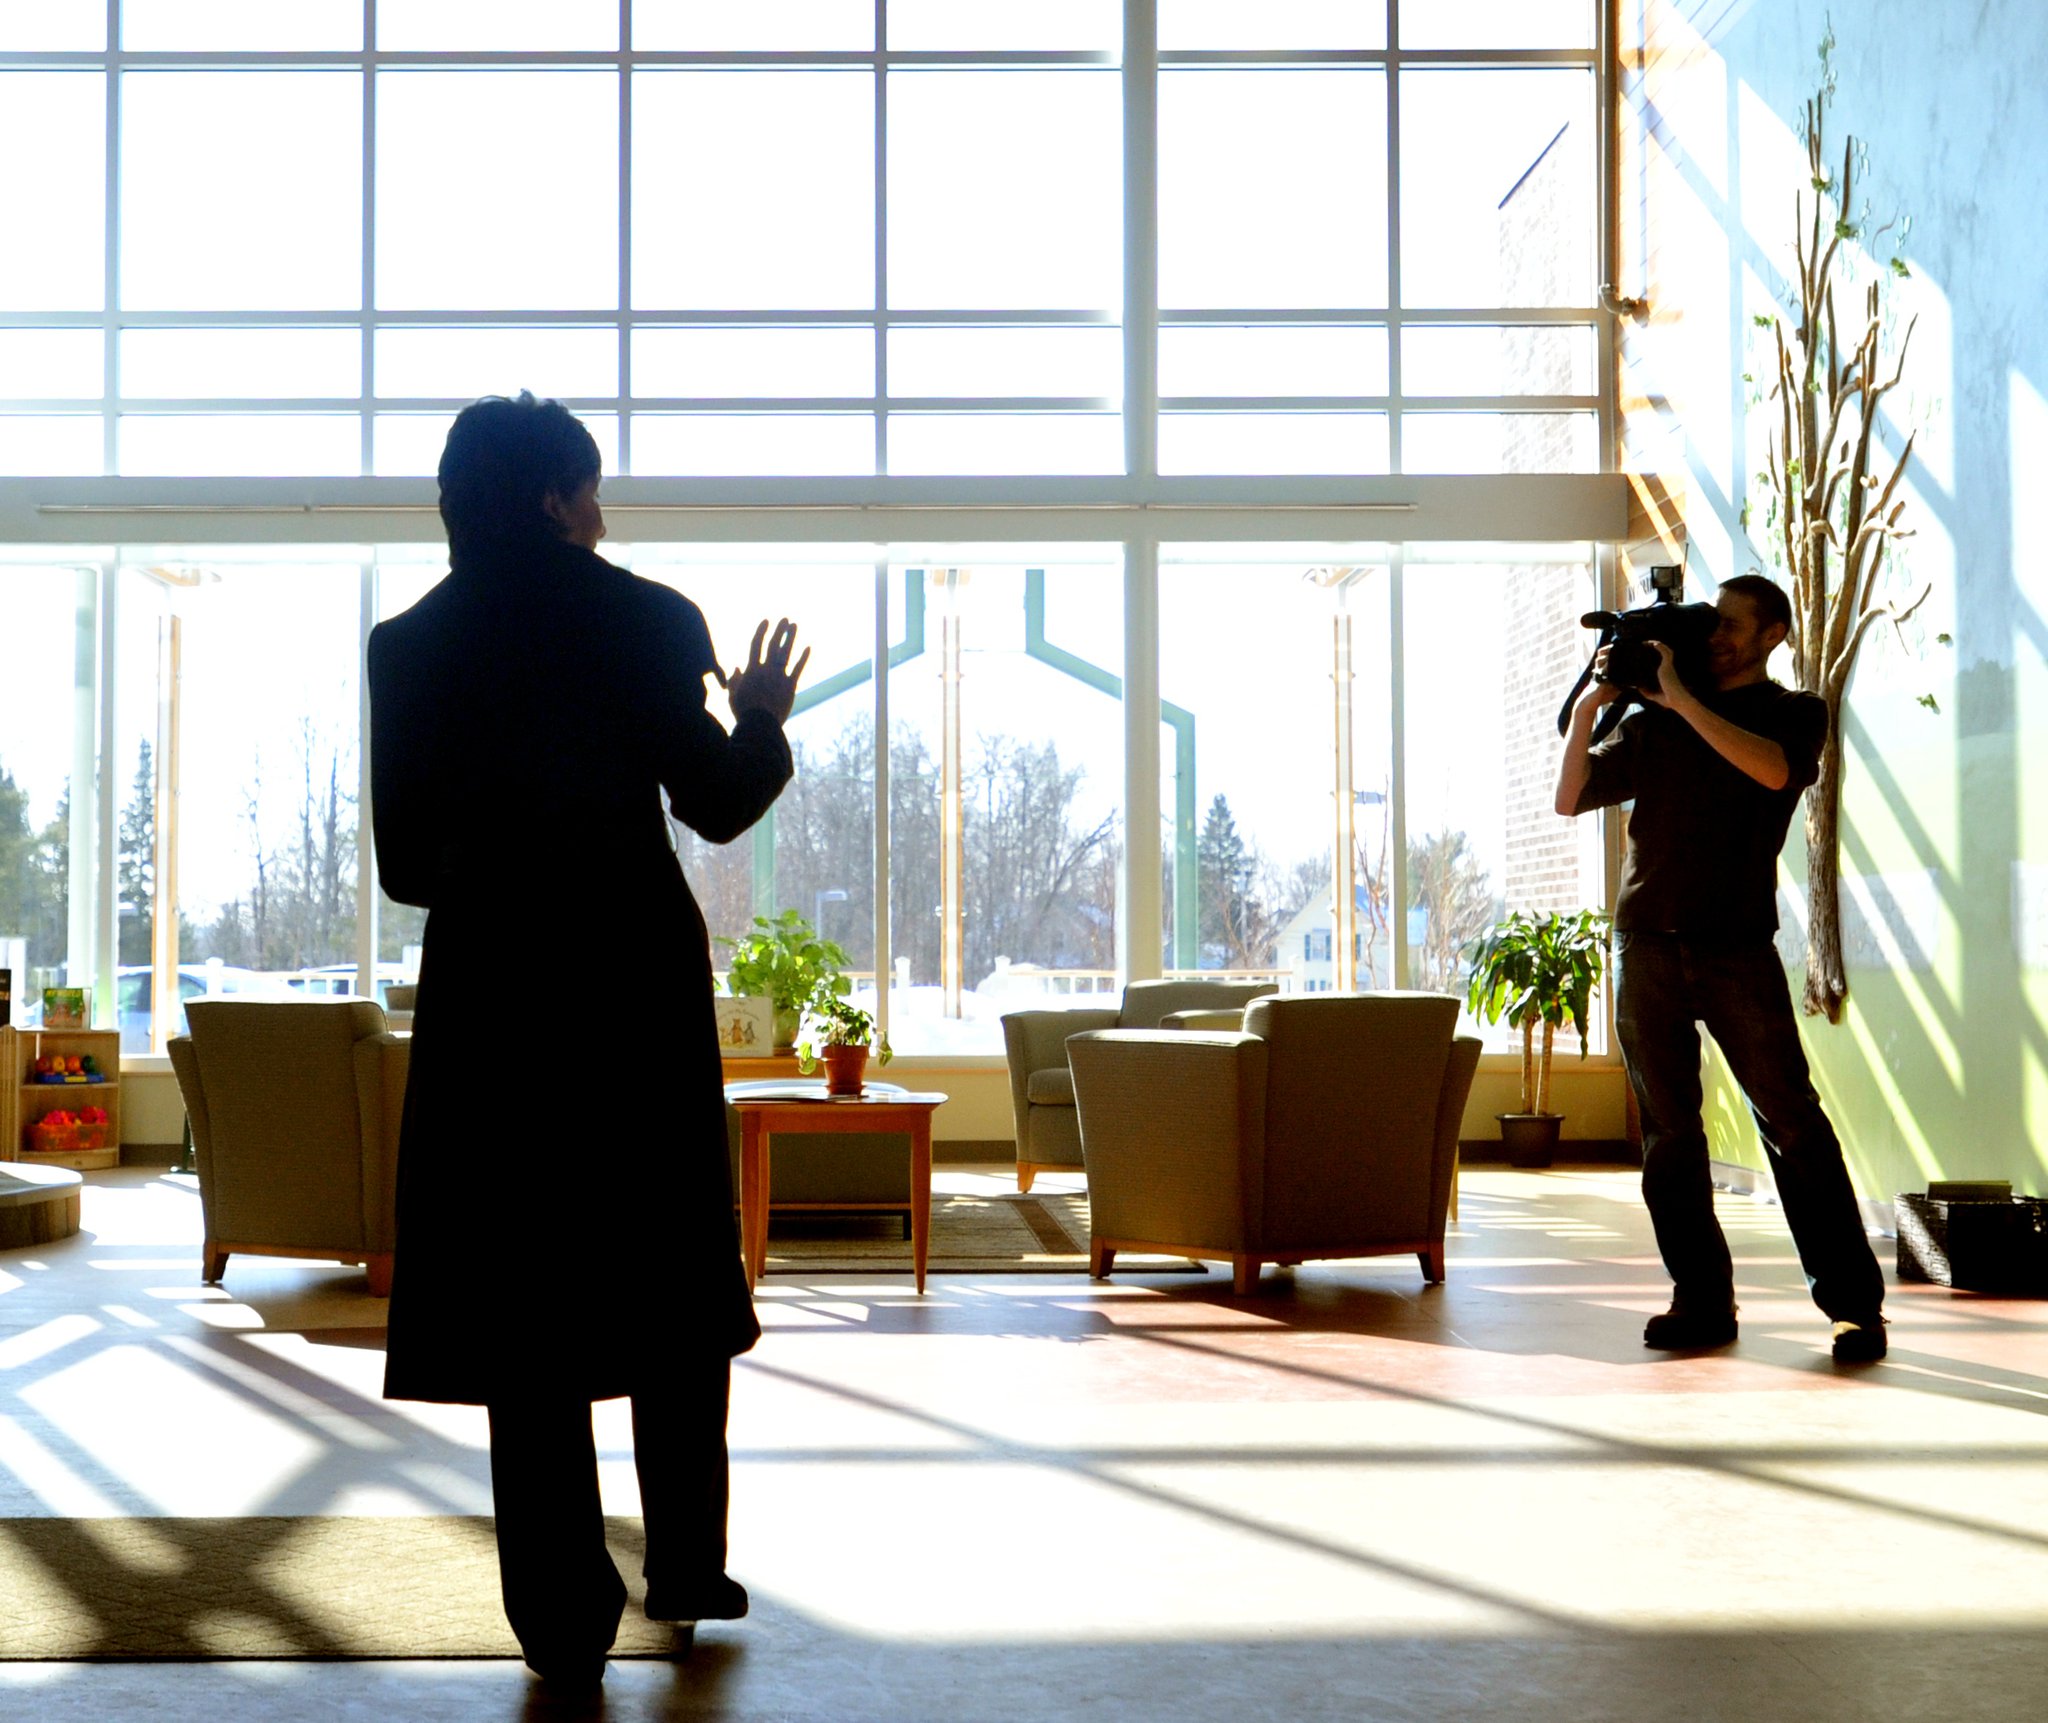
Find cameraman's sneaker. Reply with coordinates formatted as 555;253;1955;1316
1830;1318;1888;1363
1643;1305;1738;1349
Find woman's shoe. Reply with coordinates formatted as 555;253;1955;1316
643;1574;749;1623
522;1645;607;1687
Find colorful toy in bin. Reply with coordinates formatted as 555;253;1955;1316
30;1104;110;1154
34;1052;104;1084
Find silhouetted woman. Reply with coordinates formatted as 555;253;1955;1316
367;393;805;1685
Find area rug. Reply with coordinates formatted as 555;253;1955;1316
761;1189;1203;1276
0;1516;679;1659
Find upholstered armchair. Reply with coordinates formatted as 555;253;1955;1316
168;999;404;1296
1000;979;1278;1192
1067;991;1480;1293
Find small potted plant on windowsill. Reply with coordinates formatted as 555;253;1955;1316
717;909;852;1052
796;988;893;1096
1464;907;1610;1168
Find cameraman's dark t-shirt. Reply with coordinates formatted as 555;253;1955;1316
1575;680;1828;939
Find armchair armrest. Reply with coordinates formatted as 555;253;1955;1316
1067;1030;1269;1249
1000;1007;1121;1142
1161;1007;1247;1032
353;1032;409;1253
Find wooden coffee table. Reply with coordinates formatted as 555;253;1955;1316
727;1087;947;1293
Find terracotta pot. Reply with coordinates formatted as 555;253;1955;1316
1498;1112;1562;1169
821;1044;869;1096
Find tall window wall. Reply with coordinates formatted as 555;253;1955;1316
0;3;1598;478
0;4;1615;1061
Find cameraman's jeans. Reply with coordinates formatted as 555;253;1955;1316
1614;931;1884;1321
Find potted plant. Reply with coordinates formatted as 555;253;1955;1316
716;909;851;1051
1464;908;1611;1168
795;987;893;1096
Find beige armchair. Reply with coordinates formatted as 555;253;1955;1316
168;999;404;1296
1000;979;1278;1192
1068;992;1480;1294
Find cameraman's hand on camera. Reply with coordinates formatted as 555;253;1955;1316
1577;647;1625;714
719;618;810;726
1638;640;1690;711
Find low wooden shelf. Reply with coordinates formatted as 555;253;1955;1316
0;1025;123;1171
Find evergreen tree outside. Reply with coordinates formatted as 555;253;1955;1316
117;740;155;965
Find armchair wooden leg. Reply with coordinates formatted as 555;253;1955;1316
364;1253;394;1298
1016;1162;1038;1194
202;1242;228;1284
1232;1257;1261;1296
1089;1240;1115;1279
1419;1242;1446;1284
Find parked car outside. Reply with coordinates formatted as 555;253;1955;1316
115;963;297;1053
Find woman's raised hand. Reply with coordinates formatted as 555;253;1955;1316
721;618;810;724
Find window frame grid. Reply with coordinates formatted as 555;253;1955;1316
0;7;1603;478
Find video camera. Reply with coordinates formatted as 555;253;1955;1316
1554;564;1719;742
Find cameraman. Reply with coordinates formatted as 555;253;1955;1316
1555;574;1887;1362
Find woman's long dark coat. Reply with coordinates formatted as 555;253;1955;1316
367;538;789;1404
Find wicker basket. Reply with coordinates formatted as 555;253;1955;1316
27;1120;109;1156
1897;1193;2048;1294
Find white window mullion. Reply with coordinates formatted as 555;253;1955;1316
1122;0;1157;481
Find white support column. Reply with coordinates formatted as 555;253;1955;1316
150;608;181;1054
1389;552;1411;990
871;557;891;1036
67;569;99;996
1120;535;1161;983
94;565;118;1027
356;562;378;996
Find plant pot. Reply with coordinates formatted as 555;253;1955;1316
821;1044;869;1096
1497;1112;1562;1169
772;1004;803;1052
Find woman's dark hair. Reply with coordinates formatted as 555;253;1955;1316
437;391;601;562
1720;573;1793;637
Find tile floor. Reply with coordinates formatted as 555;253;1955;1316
3;1164;2047;1721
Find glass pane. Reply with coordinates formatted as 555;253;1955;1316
888;328;1120;399
1399;70;1594;308
887;413;1122;476
633;328;873;399
0;566;83;1025
1400;0;1593;49
635;558;878;1010
0;76;104;312
0;417;103;474
376;328;620;399
1160;326;1388;397
1161;564;1333;983
0;331;103;400
0;2;102;49
888;72;1121;312
120;329;361;399
123;1;362;49
172;565;365;1000
628;413;873;475
377;0;617;50
379;72;617;311
1160;71;1386;310
122;72;361;312
1158;412;1388;475
633;71;873;311
888;0;1119;51
1402;325;1596;396
1160;1;1386;50
1401;411;1596;473
1403;559;1603;1041
375;411;618;476
888;564;1122;1054
118;414;361;475
633;0;872;51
